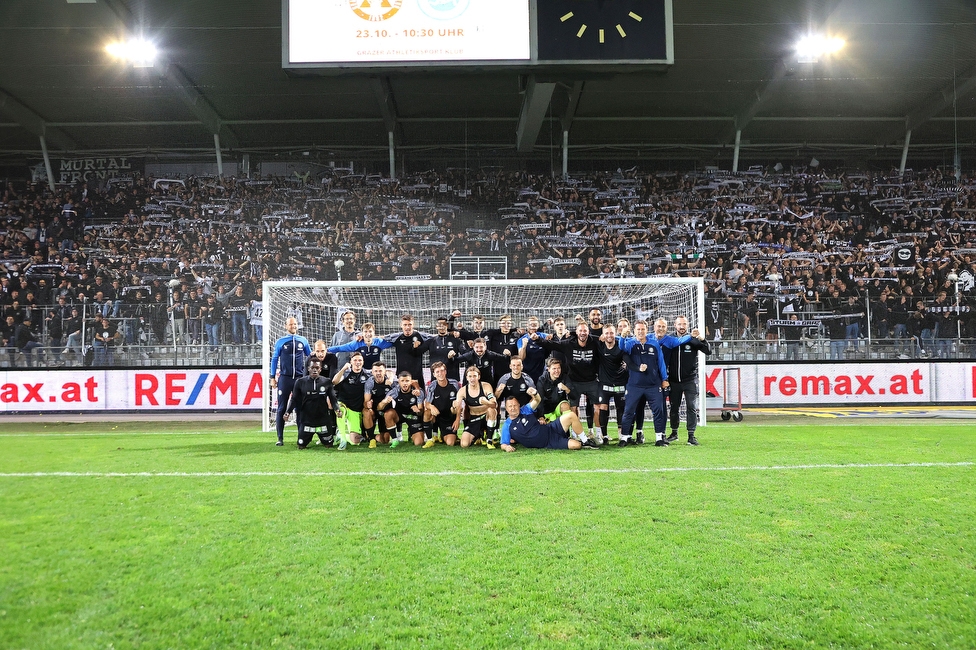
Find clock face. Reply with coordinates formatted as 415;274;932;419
537;0;669;62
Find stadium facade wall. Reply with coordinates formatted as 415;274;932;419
1;362;975;413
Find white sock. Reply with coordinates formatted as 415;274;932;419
593;426;602;438
487;419;496;428
579;433;589;443
656;432;665;441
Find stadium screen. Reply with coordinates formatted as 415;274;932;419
286;0;531;67
283;0;673;70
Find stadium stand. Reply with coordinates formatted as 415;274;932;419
1;166;974;368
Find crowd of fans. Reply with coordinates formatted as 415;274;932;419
1;163;974;366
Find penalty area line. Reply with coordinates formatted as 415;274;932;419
0;461;972;479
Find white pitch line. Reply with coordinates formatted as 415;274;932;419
0;462;971;479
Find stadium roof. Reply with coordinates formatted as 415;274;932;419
1;0;975;167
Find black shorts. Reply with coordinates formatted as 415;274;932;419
463;415;488;440
569;380;600;408
432;414;456;437
396;411;425;435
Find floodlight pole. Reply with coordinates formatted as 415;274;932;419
39;135;56;193
214;133;224;178
388;131;396;180
732;129;742;173
899;129;911;176
562;130;569;179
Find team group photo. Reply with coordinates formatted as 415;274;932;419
268;284;711;454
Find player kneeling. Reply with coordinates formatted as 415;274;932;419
425;361;460;447
377;371;427;448
332;351;369;449
499;391;597;452
363;362;393;448
453;366;498;448
286;358;340;449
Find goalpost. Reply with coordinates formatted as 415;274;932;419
262;278;706;434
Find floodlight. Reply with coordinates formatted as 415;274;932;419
105;37;158;67
795;34;845;63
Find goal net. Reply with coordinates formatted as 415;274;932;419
262;278;706;433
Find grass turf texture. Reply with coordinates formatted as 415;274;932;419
1;420;974;649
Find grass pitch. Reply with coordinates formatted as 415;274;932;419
1;418;974;649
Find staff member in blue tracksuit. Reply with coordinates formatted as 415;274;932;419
270;316;311;446
618;320;673;447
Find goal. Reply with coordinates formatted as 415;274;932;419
262;278;706;432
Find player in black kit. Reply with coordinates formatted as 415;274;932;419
377;371;428;448
424;317;465;381
425;361;461;446
285;358;340;450
363;361;394;448
494;356;536;407
534;321;600;445
332;351;370;447
594;323;629;444
453;365;498;449
382;314;430;383
456;337;509;388
534;357;573;420
484;314;521;384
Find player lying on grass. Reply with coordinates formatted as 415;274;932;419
285;357;341;450
499;391;595;452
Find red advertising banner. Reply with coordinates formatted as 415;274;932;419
0;369;263;412
2;363;972;413
706;362;975;406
